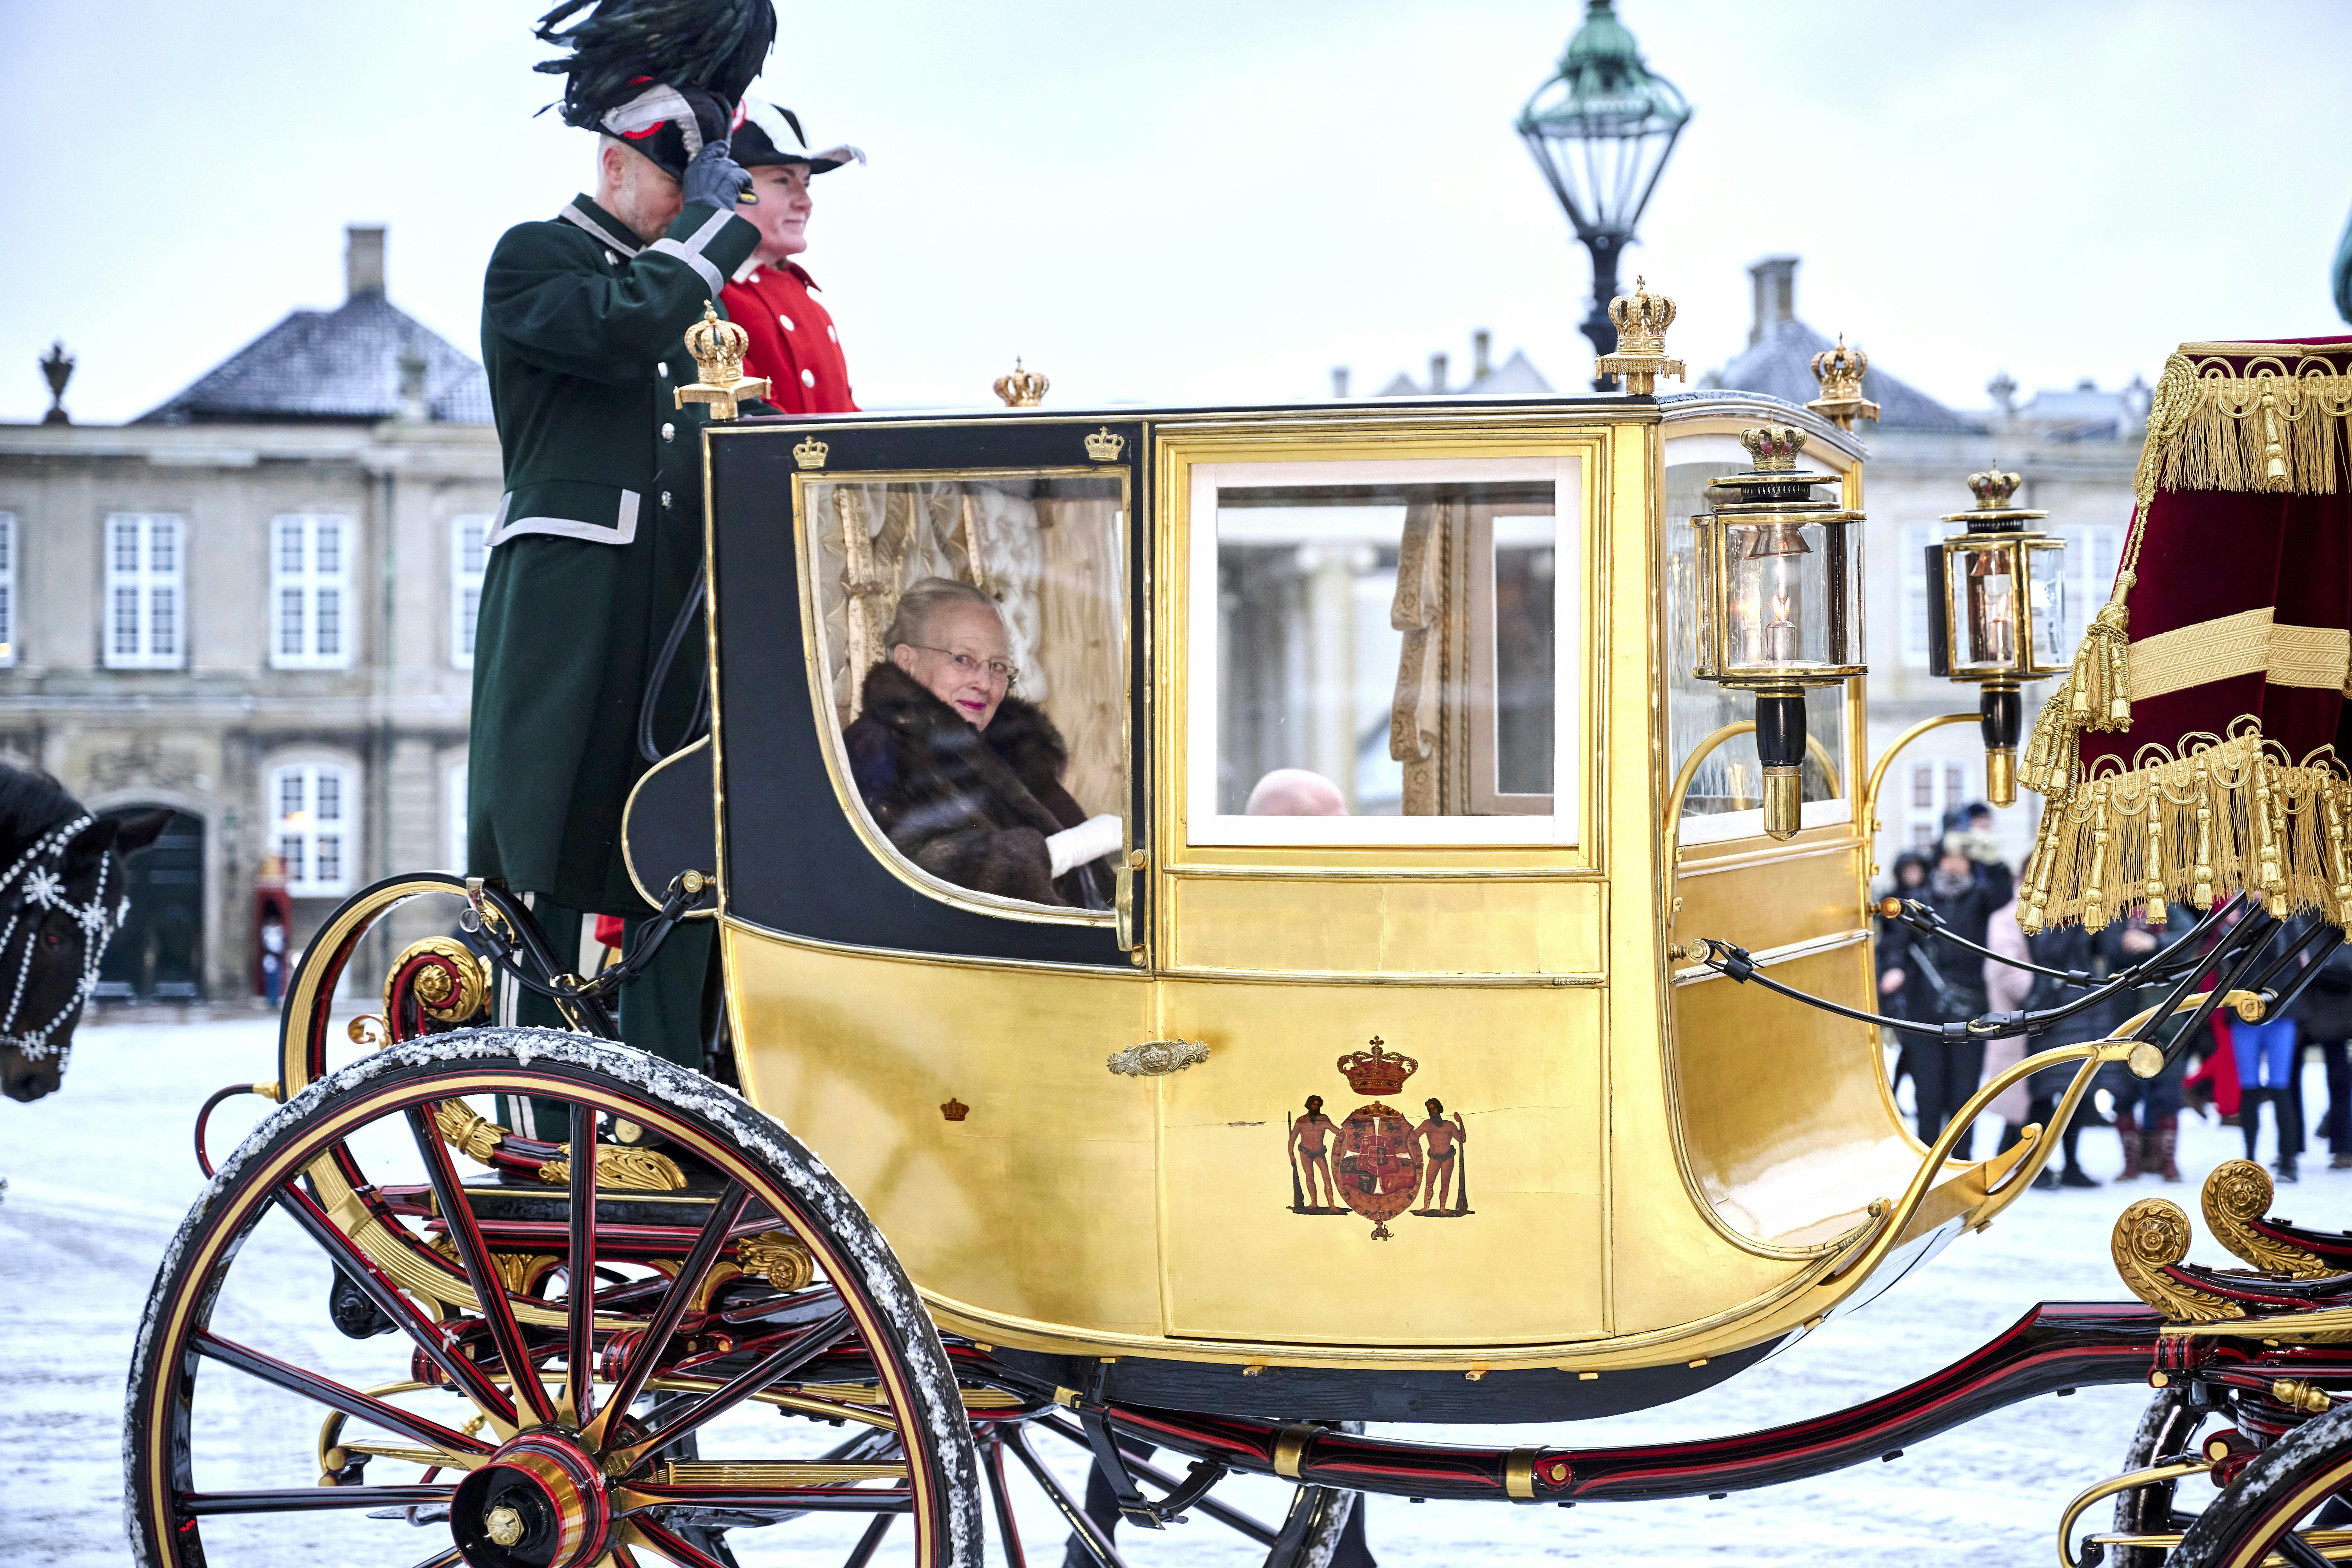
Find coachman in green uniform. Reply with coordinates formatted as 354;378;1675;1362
470;0;777;1083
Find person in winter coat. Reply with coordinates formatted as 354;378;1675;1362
843;579;1120;908
1907;835;2014;1158
2099;903;2190;1181
1984;880;2104;1187
2294;944;2352;1169
1877;852;1933;1117
2229;914;2318;1181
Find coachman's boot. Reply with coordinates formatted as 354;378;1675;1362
2115;1111;2143;1181
2156;1115;2182;1183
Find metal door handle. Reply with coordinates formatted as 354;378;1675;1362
1107;1040;1209;1077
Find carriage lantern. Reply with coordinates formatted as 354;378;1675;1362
1689;425;1867;840
1926;466;2067;807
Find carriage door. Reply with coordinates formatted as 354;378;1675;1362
708;417;1169;1345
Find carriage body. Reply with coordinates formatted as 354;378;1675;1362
695;390;1982;1412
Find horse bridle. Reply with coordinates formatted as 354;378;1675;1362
0;815;127;1062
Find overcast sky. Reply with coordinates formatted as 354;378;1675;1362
3;1;2348;425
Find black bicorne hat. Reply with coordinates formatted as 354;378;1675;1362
732;102;865;175
534;0;778;178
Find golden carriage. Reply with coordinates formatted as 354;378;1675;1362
124;297;2352;1568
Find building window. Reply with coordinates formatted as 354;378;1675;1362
2080;523;2123;614
271;514;352;668
451;515;490;669
105;513;185;669
1899;524;1937;670
270;762;354;896
0;510;15;666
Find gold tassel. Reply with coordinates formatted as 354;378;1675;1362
2256;759;2284;902
2326;780;2352;925
2144;793;2167;926
2083;778;2114;930
2193;754;2216;910
2143;358;2352;499
2019;803;2065;935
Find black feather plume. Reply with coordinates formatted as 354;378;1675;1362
533;0;777;130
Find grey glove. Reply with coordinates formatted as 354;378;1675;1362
681;137;752;210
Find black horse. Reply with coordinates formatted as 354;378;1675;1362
0;764;167;1102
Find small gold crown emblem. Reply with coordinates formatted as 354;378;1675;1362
993;358;1049;408
940;1096;970;1122
1740;425;1808;472
1084;426;1124;461
1806;334;1880;430
793;436;829;470
675;301;770;421
1966;465;2023;509
1593;277;1686;396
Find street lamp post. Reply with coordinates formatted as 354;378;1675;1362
1516;1;1690;390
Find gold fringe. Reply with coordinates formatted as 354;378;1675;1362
2018;722;2352;934
2146;357;2352;500
2018;569;2135;798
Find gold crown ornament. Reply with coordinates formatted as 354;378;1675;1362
1739;424;1808;472
674;302;771;422
1806;334;1880;431
1594;277;1686;396
1966;464;2022;510
993;358;1049;408
793;436;830;470
1083;426;1124;462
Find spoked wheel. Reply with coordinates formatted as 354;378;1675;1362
2172;1403;2352;1568
967;1410;1364;1568
126;1027;984;1568
2111;1387;2207;1568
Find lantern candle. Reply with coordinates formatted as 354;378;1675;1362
1763;592;1798;663
1985;595;2015;664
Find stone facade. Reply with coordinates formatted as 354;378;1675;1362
0;228;498;999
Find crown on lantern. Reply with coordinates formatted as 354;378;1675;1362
1966;465;2022;510
994;358;1049;408
1337;1038;1418;1097
1806;334;1880;431
1084;426;1125;461
793;436;830;470
675;302;770;422
1740;424;1808;472
1594;277;1686;396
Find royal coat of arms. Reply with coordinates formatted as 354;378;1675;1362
1287;1039;1470;1240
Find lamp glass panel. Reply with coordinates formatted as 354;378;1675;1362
1946;540;2021;673
2024;538;2069;675
1717;516;1859;677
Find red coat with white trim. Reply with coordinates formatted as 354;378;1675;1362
720;260;857;413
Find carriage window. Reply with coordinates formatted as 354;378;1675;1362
801;472;1127;914
1662;455;1850;845
1189;457;1579;846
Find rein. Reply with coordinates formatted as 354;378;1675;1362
0;815;124;1062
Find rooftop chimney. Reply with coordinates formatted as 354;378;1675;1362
1748;256;1798;347
347;225;386;299
1330;366;1351;399
1429;352;1449;394
1472;329;1493;384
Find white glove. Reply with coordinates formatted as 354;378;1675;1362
1045;814;1123;880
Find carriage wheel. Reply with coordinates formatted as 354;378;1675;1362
970;1408;1361;1568
125;1027;984;1568
2110;1386;2204;1568
2169;1402;2352;1568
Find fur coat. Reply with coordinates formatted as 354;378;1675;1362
842;662;1111;909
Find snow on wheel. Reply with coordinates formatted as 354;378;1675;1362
124;1027;984;1568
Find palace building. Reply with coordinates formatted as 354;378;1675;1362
0;227;499;1001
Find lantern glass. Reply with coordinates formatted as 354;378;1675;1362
2023;537;2069;675
1694;515;1862;680
1946;539;2021;672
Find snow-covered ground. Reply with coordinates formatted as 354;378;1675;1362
4;1016;2346;1566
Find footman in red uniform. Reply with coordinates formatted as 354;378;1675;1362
721;101;862;414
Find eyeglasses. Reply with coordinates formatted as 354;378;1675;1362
904;644;1020;690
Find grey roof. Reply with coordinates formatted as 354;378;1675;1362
138;291;490;426
1702;318;1981;434
1376;347;1555;398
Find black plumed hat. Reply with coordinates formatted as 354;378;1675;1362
534;0;777;176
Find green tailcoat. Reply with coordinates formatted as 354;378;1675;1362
468;194;759;913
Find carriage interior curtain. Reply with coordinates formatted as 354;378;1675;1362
2019;336;2352;933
